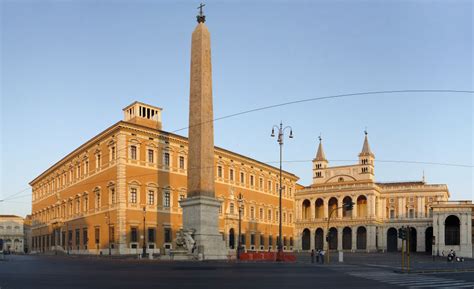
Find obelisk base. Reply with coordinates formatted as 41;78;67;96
180;196;228;260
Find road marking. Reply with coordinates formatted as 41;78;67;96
329;265;474;289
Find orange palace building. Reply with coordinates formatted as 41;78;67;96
30;102;298;255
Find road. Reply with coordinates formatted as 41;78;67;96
1;255;474;289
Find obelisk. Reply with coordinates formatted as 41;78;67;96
180;4;227;260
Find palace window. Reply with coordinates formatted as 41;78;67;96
83;228;88;246
289;213;292;223
250;206;255;219
268;181;272;192
260;235;265;246
178;194;185;207
96;154;101;170
164;191;170;208
94;227;100;244
259;178;263;189
229;169;234;181
130;188;137;204
76;199;80;213
131;227;138;242
250;175;254;186
230;203;235;214
148;149;154;163
95;190;101;209
85;160;89;174
164;228;172;243
259;208;263;220
148;228;156;243
250;234;255;246
283;212;286;223
390;209;395;219
269;235;273;246
268;209;272;221
164;152;170;167
83;196;89;212
409;208;415;218
240;172;245;184
179;156;185;169
148;190;155;205
110;188;116;205
130;146;137;160
217;166;223;178
109;227;114;243
111;146;116;160
75;229;80;246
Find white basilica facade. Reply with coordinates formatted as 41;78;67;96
294;133;474;257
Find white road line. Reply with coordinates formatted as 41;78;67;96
409;282;474;288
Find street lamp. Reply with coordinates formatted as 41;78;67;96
142;206;147;258
325;201;354;264
105;212;111;256
271;122;293;261
237;193;244;260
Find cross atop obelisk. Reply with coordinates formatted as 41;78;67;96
197;3;206;23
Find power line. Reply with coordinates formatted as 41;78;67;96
264;159;473;168
171;89;474;133
50;89;473;164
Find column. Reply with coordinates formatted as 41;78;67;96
420;197;425;218
377;226;386;252
337;197;343;219
433;214;439;255
351;227;357;251
438;214;445;255
323;198;329;219
310;229;315;250
337;228;343;251
310;199;315;220
398;198;404;219
417;227;425;252
352;196;358;219
368;195;375;218
367;225;377;252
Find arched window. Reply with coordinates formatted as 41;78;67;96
445;215;460;245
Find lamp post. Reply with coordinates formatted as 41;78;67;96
325;201;354;264
237;193;244;260
105;212;111;256
142;206;147;258
271;122;293;261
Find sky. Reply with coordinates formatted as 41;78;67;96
0;0;472;218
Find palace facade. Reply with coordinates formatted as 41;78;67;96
0;215;26;253
294;134;474;257
30;102;298;255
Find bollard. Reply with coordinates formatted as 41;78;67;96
149;253;153;260
338;251;343;263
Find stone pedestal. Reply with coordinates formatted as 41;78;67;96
180;196;227;260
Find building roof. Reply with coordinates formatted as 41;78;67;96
314;140;327;161
359;133;374;157
0;215;22;218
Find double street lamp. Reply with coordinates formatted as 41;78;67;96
105;212;112;256
142;206;147;258
271;122;293;261
237;193;244;260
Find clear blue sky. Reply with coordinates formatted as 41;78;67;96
1;0;472;217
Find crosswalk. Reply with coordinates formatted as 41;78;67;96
329;265;474;288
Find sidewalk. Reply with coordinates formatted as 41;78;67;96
296;251;474;273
